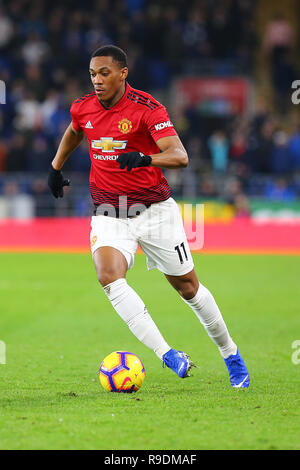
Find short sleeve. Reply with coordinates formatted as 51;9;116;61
70;102;82;133
145;105;177;142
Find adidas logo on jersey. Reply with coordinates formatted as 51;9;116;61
85;121;93;129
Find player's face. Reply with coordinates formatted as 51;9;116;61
89;56;128;102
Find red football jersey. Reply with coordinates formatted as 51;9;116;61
70;82;177;208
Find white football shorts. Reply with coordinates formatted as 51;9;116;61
90;197;194;276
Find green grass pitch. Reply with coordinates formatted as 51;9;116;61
0;252;299;450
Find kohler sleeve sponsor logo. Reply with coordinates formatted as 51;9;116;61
154;120;173;131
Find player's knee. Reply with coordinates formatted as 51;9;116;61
180;286;197;300
177;280;198;300
97;269;122;287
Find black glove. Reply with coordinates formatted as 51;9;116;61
116;152;152;172
48;165;70;198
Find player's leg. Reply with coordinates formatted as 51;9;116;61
136;200;197;378
138;198;249;386
164;268;237;359
92;244;171;360
164;266;249;388
93;245;128;286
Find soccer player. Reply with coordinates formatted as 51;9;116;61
48;45;249;388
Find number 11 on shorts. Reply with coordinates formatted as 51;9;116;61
175;242;188;264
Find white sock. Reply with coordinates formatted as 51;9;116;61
182;283;237;358
103;278;171;359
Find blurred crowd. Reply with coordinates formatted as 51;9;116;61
171;116;300;221
0;0;299;218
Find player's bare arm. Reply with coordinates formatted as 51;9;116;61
48;123;84;198
150;135;188;169
51;123;84;170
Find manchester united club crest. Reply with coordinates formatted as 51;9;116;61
118;118;133;134
91;235;97;247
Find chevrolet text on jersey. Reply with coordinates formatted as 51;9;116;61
93;154;119;160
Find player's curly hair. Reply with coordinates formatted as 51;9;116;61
91;45;128;69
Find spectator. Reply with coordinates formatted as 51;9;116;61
270;130;293;174
199;179;218;199
0;140;7;172
208;6;232;59
263;13;295;63
1;181;34;219
14;91;42;131
265;177;296;201
229;119;248;162
5;134;28;172
223;177;245;205
21;32;50;65
27;135;51;172
288;124;300;171
183;7;211;59
272;52;296;115
31;178;55;216
246;118;275;173
162;6;184;73
0;7;14;51
208;130;229;172
24;64;48;102
262;14;296;112
233;193;251;218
